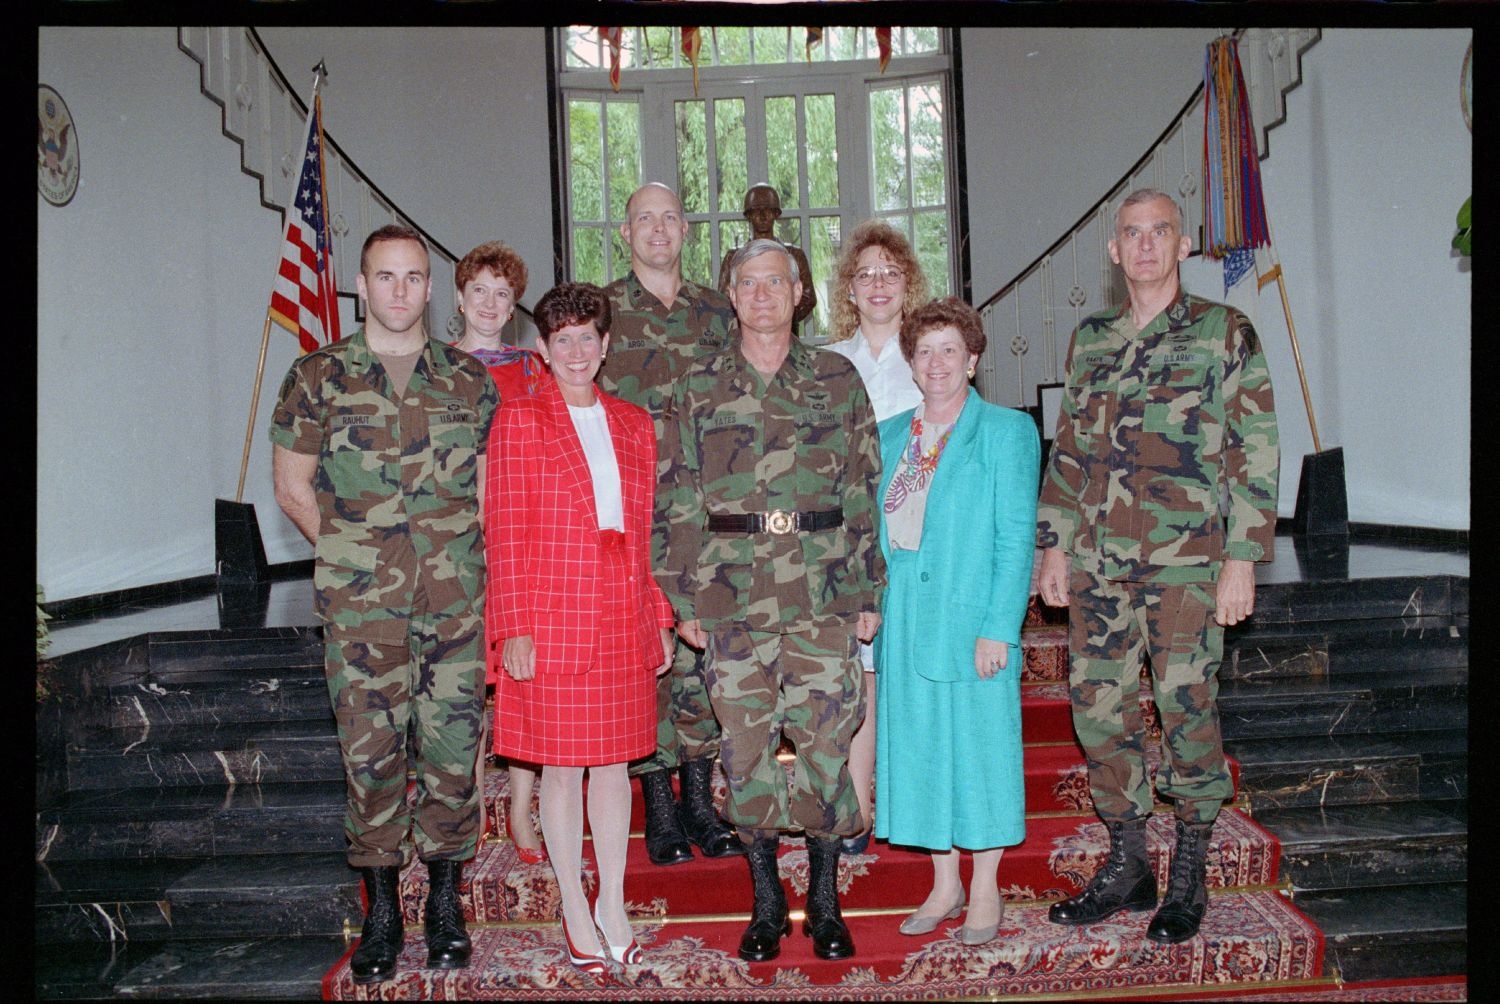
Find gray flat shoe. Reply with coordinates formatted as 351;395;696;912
959;902;1005;946
898;900;964;936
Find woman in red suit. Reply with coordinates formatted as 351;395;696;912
485;282;675;974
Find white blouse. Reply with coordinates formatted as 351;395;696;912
567;401;624;531
823;327;923;421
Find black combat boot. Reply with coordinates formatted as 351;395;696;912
423;858;472;969
350;865;404;984
1146;819;1215;944
804;835;855;960
640;768;694;865
738;836;791;961
1048;817;1157;924
678;756;745;858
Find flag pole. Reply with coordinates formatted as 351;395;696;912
234;61;329;503
1256;256;1321;453
235;312;277;503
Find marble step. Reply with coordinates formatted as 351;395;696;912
1251;800;1467;892
79;626;324;689
92;671;333;730
1293;881;1466;983
65;718;343;790
36;780;347;862
1224;618;1466;682
1217;667;1468;741
1250;574;1466;627
34;935;349;1000
1226;730;1467;809
34;851;358;944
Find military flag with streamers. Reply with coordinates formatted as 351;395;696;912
1203;34;1271;294
1201;34;1322;453
268;87;340;354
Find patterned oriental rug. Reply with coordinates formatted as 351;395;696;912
321;614;1340;1001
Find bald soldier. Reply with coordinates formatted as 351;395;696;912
1037;188;1278;945
270;224;496;983
599;182;744;865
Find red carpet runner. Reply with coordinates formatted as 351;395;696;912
322;614;1331;1000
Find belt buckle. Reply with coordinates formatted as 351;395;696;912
765;509;795;535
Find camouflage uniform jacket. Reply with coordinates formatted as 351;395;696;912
599;271;737;428
1036;290;1278;584
656;336;886;633
268;326;499;641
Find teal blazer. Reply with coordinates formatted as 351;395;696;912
873;392;1041;683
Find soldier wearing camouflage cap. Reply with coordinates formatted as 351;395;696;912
1037;189;1279;945
657;239;886;963
270;224;497;984
599;182;744;867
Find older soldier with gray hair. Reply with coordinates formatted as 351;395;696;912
270;224;497;984
1037;188;1279;945
657;238;886;963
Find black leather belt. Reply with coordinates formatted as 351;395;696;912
706;509;843;535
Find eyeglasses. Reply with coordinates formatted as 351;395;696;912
852;265;905;286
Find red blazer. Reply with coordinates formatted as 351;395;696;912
484;378;674;679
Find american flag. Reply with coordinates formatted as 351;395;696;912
269;94;340;353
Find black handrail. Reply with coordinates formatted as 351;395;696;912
975;78;1209;315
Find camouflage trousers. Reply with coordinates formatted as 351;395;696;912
706;623;865;844
1067;568;1230;825
627;636;722;776
323;588;485;868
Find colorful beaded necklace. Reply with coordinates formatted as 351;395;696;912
883;413;954;513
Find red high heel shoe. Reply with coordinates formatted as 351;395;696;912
593;901;642;965
506;812;548;865
561;913;609;975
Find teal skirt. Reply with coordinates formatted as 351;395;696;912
873;548;1026;852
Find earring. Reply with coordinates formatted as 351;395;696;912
966;367;976;379
848;292;856;302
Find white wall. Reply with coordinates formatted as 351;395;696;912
962;28;1220;296
1182;29;1471;529
254;27;555;302
36;24;1470;602
38;27;303;600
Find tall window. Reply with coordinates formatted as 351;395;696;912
557;26;955;341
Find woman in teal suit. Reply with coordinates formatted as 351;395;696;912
873;297;1040;946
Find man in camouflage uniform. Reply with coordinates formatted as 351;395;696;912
657;239;885;962
599;182;743;865
270;225;497;983
1037;189;1278;944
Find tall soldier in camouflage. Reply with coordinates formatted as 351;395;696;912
657;239;886;963
270;225;497;984
599;182;743;866
1037;189;1278;945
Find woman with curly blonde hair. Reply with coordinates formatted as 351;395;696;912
822;219;931;855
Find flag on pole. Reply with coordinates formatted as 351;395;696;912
876;27;892;73
599;27;624;91
269;88;340;353
682;27;702;95
1202;35;1271;295
805;27;823;63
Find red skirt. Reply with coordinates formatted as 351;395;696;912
494;530;656;766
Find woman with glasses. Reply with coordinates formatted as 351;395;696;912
822;220;931;855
